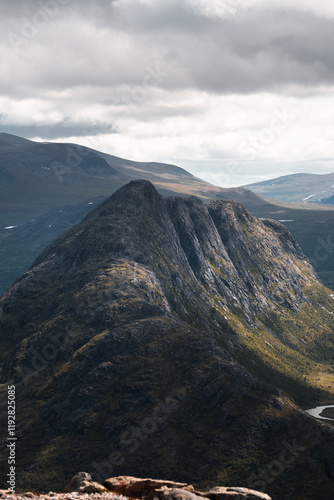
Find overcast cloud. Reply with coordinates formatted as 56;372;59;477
1;0;334;186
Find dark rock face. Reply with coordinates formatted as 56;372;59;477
0;181;333;499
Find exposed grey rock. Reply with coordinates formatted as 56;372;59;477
148;487;206;500
104;477;188;497
147;486;272;500
64;472;107;493
205;486;272;499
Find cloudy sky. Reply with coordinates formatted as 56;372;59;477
1;0;334;186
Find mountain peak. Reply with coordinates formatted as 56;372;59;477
23;180;315;316
105;179;163;208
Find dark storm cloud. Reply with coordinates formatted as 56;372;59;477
162;8;334;93
79;2;334;93
1;1;334;98
0;0;115;17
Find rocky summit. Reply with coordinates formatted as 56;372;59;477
0;180;334;499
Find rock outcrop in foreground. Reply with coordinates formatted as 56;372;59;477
0;474;271;500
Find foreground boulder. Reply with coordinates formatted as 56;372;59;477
103;477;188;497
150;487;271;500
64;472;108;493
204;486;272;499
0;475;272;500
102;476;271;500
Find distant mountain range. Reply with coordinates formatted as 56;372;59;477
244;172;334;204
0;132;264;295
0;132;246;228
0;180;333;499
1;134;334;295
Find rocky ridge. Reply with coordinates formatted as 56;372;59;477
0;181;334;499
2;133;334;297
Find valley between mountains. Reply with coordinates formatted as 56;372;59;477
0;180;334;500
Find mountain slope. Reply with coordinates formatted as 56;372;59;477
244;172;334;204
0;132;245;227
0;132;277;295
2;133;334;297
2;188;334;296
230;196;334;291
0;197;105;298
0;181;333;499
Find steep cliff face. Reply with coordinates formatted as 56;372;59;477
0;181;333;499
16;180;317;322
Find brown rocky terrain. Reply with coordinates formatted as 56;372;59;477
0;474;271;500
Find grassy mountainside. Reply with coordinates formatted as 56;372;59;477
236;196;334;290
0;181;333;499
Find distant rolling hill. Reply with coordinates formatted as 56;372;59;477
244;172;334;204
1;133;334;295
0;132;252;227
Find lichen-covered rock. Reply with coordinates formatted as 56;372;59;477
0;492;124;500
145;485;271;500
204;486;272;499
64;472;107;493
0;478;272;500
100;477;272;500
147;487;206;500
104;477;188;497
